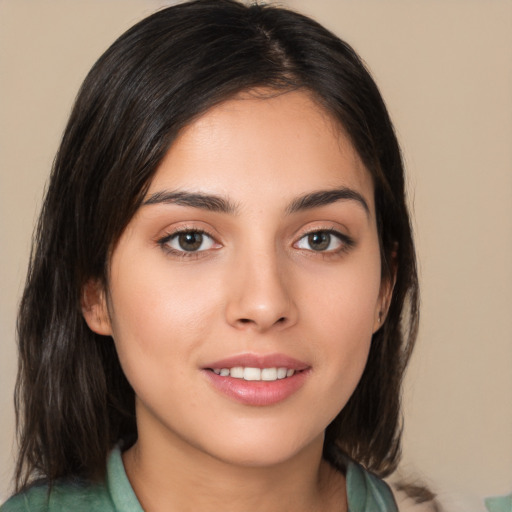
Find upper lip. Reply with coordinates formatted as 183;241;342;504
203;353;309;370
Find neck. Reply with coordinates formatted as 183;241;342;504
122;429;346;512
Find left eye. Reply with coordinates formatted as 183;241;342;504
296;231;345;252
165;231;216;252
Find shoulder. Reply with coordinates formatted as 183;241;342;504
324;444;399;511
324;444;441;512
0;479;114;512
1;447;141;512
345;459;399;512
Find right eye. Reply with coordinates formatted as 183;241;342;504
294;229;354;254
159;230;218;254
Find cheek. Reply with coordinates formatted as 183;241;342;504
106;254;223;391
307;251;382;336
110;256;213;335
302;250;381;402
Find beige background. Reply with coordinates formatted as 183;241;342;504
1;1;511;508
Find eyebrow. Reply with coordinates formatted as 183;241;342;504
286;187;370;216
143;190;239;214
142;186;370;216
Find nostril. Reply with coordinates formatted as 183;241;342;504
237;317;286;326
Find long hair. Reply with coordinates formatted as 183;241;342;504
15;0;419;491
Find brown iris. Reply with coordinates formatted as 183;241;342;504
307;232;331;251
178;232;204;251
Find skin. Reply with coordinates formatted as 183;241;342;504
83;90;391;512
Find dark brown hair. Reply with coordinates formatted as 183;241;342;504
15;0;419;491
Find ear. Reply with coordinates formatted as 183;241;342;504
373;247;398;333
373;276;395;333
81;279;112;336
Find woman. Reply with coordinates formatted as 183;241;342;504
2;1;427;510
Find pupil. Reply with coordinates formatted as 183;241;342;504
308;232;330;251
179;232;203;251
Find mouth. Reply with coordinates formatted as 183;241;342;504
202;354;310;406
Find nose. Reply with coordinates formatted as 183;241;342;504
224;248;298;333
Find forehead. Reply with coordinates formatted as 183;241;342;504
149;89;374;212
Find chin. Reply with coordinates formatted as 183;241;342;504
197;426;324;469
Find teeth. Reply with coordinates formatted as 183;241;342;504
244;367;261;380
261;368;277;381
211;366;296;381
230;366;244;378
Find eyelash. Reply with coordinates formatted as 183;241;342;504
294;228;355;256
157;228;217;259
157;227;355;259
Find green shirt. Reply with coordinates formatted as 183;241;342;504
1;448;397;511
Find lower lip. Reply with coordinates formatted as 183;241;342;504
203;370;309;406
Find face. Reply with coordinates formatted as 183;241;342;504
84;90;388;469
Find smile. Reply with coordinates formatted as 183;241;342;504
203;354;310;406
210;367;296;381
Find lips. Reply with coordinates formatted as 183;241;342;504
202;353;310;406
204;353;309;371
